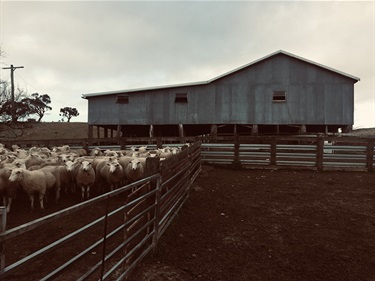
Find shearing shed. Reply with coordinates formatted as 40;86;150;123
82;50;359;138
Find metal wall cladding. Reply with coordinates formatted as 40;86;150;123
87;54;355;126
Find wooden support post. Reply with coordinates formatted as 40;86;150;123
96;126;100;139
157;137;162;149
120;138;126;150
210;124;217;142
270;137;277;166
366;139;374;172
232;134;241;169
87;125;93;146
252;124;258;135
316;136;324;171
149;125;154;138
116;125;121;138
178;124;184;143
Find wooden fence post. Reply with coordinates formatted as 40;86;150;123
316;136;324;171
366;139;374;172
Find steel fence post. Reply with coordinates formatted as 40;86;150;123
152;176;162;251
0;206;7;271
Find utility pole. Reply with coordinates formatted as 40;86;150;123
2;64;24;122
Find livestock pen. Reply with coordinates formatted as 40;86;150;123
0;142;201;280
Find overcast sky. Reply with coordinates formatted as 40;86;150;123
1;1;374;129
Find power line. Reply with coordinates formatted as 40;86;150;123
2;64;24;122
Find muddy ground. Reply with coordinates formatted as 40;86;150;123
129;165;375;281
2;165;375;280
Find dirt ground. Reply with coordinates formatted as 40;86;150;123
2;165;375;280
129;165;375;281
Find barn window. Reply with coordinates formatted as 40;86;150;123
116;95;129;104
272;91;286;102
175;93;188;103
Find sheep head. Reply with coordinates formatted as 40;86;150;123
64;160;76;172
81;161;92;172
107;160;122;173
9;168;24;182
130;159;141;171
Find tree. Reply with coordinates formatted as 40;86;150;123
22;93;52;122
0;80;30;121
0;100;30;122
60;107;79;122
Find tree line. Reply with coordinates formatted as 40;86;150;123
0;48;79;123
0;81;79;123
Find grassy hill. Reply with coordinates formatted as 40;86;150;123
0;122;374;141
0;122;92;140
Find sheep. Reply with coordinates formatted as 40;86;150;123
11;144;20;151
57;153;74;163
98;159;124;192
58;160;79;195
103;149;119;157
69;148;87;157
27;158;61;170
138;146;147;154
52;145;70;154
28;165;61;203
76;160;96;200
157;148;173;159
0;162;25;213
15;149;29;159
8;168;51;211
31;147;52;158
59;160;84;194
118;156;134;169
124;158;145;183
24;153;45;169
90;147;103;157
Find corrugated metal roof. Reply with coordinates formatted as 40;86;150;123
82;50;360;99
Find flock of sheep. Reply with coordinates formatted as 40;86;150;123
0;143;182;214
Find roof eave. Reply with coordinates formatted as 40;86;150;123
82;80;210;99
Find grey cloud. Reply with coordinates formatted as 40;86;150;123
1;1;373;127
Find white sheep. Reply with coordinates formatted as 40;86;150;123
15;149;29;159
76;160;96;200
11;144;20;151
69;148;87;157
59;160;79;194
103;149;120;157
52;145;70;154
138;146;147;154
24;153;45;169
90;147;103;157
124;158;145;183
8;168;52;211
0;162;25;213
98;159;124;192
28;165;61;203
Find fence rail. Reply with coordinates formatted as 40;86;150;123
0;142;201;280
200;135;375;171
